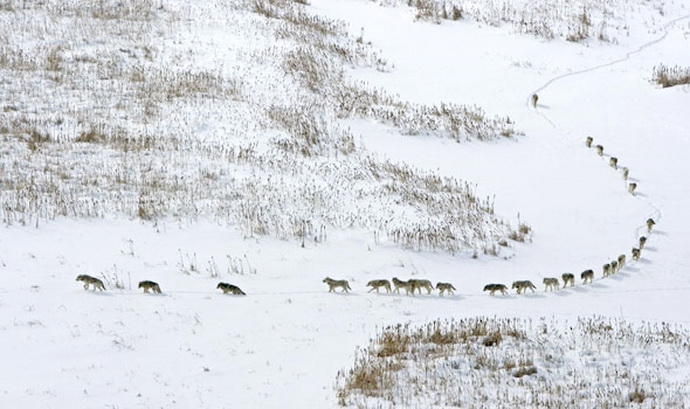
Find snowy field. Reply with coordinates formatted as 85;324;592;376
1;0;690;407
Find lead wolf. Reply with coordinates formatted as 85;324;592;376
76;274;106;291
217;282;246;295
322;277;351;293
138;280;162;294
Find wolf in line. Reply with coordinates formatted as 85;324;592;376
76;274;105;291
609;157;618;169
392;277;413;295
602;263;612;277
595;145;604;156
585;136;594;148
512;280;536;295
217;282;246;295
409;279;434;295
628;182;637;195
610;260;619;273
138;280;162;294
622;167;629;180
561;273;575;288
322;277;351;293
581;269;594;284
646;218;656;233
366;279;391;293
638;236;647;249
617;254;626;270
531;93;539;108
436;282;456;296
632;247;641;261
543;277;559;291
483;283;508;296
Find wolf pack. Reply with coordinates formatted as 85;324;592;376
75;136;656;298
75;217;656;298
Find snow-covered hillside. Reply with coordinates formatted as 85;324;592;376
1;0;689;407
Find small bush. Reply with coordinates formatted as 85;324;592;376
653;64;690;88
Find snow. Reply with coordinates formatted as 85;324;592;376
1;0;690;407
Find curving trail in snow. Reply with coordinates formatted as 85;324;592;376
529;12;690;274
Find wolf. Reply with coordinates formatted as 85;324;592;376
609;157;618;169
638;236;647;249
622;167;629;180
217;282;246;295
512;280;536;295
392;277;413;295
436;282;456;296
610;260;619;273
366;279;391;293
646;218;655;233
561;273;575;288
602;263;612;277
628;182;637;195
76;274;105;291
595;145;604;156
483;283;508;296
585;136;593;148
409;279;434;295
617;254;626;270
531;93;539;108
632;247;641;261
543;277;559;291
581;269;594;284
322;277;351;293
138;280;162;294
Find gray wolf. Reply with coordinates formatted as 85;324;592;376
632;247;641;261
581;269;594;284
609;157;618;169
561;273;575;288
76;274;105;291
602;263;612;277
409;279;434;295
138;280;162;294
217;282;246;295
322;277;351;293
543;277;559;291
366;279;391;293
512;280;536;295
483;283;508;295
436;282;456;296
392;277;413;295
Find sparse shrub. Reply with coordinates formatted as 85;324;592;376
653;64;690;88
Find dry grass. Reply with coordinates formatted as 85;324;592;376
653;64;690;88
336;317;690;408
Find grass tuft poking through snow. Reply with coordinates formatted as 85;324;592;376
337;316;690;408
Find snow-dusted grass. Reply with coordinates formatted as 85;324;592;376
0;0;522;254
374;0;678;43
652;64;690;88
337;317;690;408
